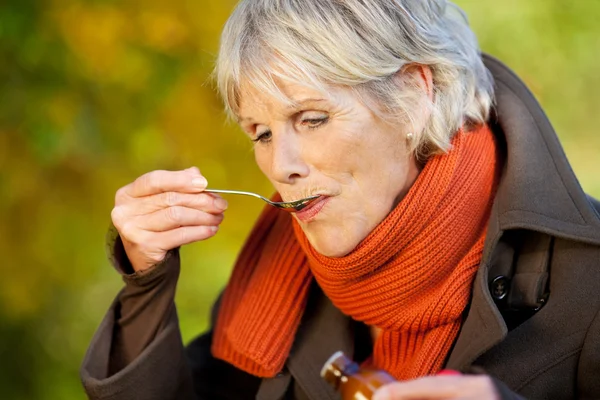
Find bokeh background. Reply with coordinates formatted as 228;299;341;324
1;0;599;398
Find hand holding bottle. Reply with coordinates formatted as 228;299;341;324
372;374;500;400
322;352;499;400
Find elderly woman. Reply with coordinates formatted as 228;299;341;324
81;1;600;399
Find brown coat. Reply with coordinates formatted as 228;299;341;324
80;55;600;400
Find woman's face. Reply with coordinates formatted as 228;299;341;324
238;80;423;257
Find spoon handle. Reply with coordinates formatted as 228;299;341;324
205;189;267;202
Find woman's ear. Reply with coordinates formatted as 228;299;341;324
393;64;434;138
397;64;434;102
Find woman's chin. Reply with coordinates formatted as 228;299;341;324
304;231;360;258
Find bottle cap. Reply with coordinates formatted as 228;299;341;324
320;351;345;379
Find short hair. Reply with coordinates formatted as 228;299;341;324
215;0;494;159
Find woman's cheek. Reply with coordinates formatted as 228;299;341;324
254;150;274;180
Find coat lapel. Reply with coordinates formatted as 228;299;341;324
446;205;508;369
285;282;356;400
445;265;508;370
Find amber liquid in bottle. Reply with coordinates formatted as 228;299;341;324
320;351;396;399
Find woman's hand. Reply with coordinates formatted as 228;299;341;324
372;375;500;400
111;167;227;272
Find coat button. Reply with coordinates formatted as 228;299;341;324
491;276;509;300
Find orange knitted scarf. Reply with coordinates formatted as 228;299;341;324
212;125;499;380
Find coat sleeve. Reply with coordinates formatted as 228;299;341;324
577;306;600;398
80;230;260;400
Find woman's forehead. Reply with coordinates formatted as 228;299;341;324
238;80;335;120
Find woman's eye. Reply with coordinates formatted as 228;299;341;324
300;112;329;129
301;116;329;129
252;130;272;144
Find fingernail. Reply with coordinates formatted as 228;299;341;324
214;197;228;210
192;177;207;188
211;225;219;233
437;369;461;376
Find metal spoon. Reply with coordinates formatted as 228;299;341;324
205;189;320;212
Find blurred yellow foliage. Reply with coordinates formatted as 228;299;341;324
139;10;190;52
54;4;131;80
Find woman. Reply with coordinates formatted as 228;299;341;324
81;0;600;399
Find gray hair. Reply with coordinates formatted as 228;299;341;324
215;0;494;159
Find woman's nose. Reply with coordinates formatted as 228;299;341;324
269;131;310;184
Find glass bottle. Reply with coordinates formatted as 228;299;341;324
320;351;396;399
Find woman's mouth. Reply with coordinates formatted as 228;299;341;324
294;196;330;222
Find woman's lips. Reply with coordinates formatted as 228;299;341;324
294;196;330;222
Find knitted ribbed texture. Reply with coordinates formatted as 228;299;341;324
212;125;499;380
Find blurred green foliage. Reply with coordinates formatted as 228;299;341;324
0;1;599;398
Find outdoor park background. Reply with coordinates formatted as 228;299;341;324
1;1;599;399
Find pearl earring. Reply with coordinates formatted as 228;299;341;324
406;132;414;141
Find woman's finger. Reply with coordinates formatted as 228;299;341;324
373;376;454;400
118;167;208;200
153;225;220;250
138;206;225;232
127;192;228;215
122;225;221;266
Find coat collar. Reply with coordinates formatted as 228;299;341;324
483;54;600;244
282;54;600;394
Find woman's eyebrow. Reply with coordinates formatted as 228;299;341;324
286;98;326;111
238;98;327;123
